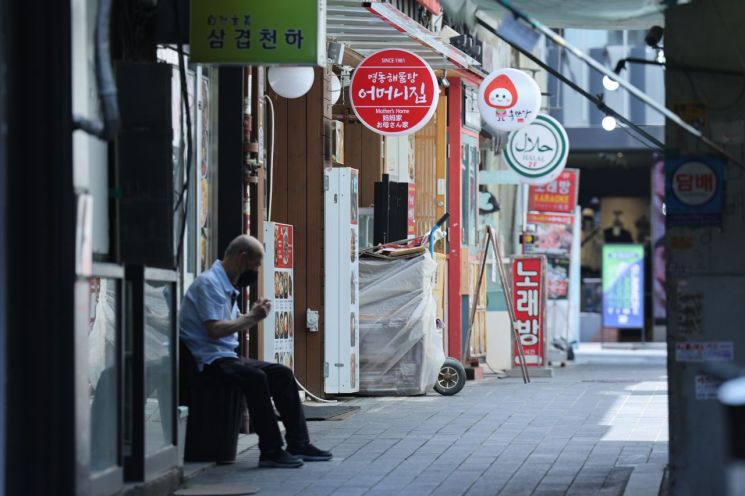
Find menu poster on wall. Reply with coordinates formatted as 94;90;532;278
602;244;645;329
546;256;570;300
524;212;574;255
263;222;295;370
512;256;547;367
198;75;211;273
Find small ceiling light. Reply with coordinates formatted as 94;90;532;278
602;75;620;91
602;115;617;131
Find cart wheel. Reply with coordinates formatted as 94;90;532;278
434;357;466;396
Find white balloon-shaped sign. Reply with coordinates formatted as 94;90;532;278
268;66;315;99
330;73;341;104
478;68;541;132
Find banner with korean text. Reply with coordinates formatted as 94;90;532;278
665;156;724;227
512;256;547;366
350;49;439;136
191;0;325;65
528;169;579;214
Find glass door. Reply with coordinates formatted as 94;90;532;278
88;263;125;495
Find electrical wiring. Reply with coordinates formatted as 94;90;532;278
264;94;276;222
616;122;664;152
295;378;338;404
173;2;193;263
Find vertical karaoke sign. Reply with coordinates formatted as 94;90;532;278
512;256;547;366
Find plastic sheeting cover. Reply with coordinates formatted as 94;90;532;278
359;252;446;395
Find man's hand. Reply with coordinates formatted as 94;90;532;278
250;298;272;321
205;299;272;340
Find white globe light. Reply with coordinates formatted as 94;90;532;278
602;115;617;131
330;73;341;104
602;75;620;91
268;66;315;99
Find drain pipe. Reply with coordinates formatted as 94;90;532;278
72;0;120;141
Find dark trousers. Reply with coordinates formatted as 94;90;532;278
205;357;309;453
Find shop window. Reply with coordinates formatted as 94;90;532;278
144;278;176;455
461;138;479;247
123;267;179;482
88;264;125;493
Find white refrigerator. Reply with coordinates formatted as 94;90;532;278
324;167;360;394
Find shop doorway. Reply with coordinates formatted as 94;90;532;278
574;152;665;345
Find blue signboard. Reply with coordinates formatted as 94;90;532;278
666;156;724;227
602;244;645;329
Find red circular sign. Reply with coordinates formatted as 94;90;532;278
350;49;439;136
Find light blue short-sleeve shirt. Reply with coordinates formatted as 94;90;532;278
179;260;240;371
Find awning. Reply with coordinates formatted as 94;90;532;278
441;0;665;30
327;0;481;70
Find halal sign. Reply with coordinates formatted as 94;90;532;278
478;68;541;132
350;49;439;136
504;114;569;185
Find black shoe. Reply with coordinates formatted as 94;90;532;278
287;443;333;462
258;449;304;468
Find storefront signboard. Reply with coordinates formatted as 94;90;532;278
666;156;724;227
512;256;546;367
190;0;325;65
350;49;439;136
602;244;644;329
528;169;579;214
478;68;541;132
504;113;569;185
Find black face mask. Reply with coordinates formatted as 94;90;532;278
236;269;258;288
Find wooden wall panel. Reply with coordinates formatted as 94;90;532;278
360;125;382;209
435;95;448;222
343;121;381;210
304;68;326;396
414;111;437;236
266;68;327;396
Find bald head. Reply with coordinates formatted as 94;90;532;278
224;235;264;262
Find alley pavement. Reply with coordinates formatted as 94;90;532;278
181;364;668;496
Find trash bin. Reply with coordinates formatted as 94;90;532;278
179;341;243;463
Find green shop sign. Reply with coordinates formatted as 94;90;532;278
190;0;326;65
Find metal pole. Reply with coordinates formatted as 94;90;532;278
486;0;745;168
488;227;530;383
